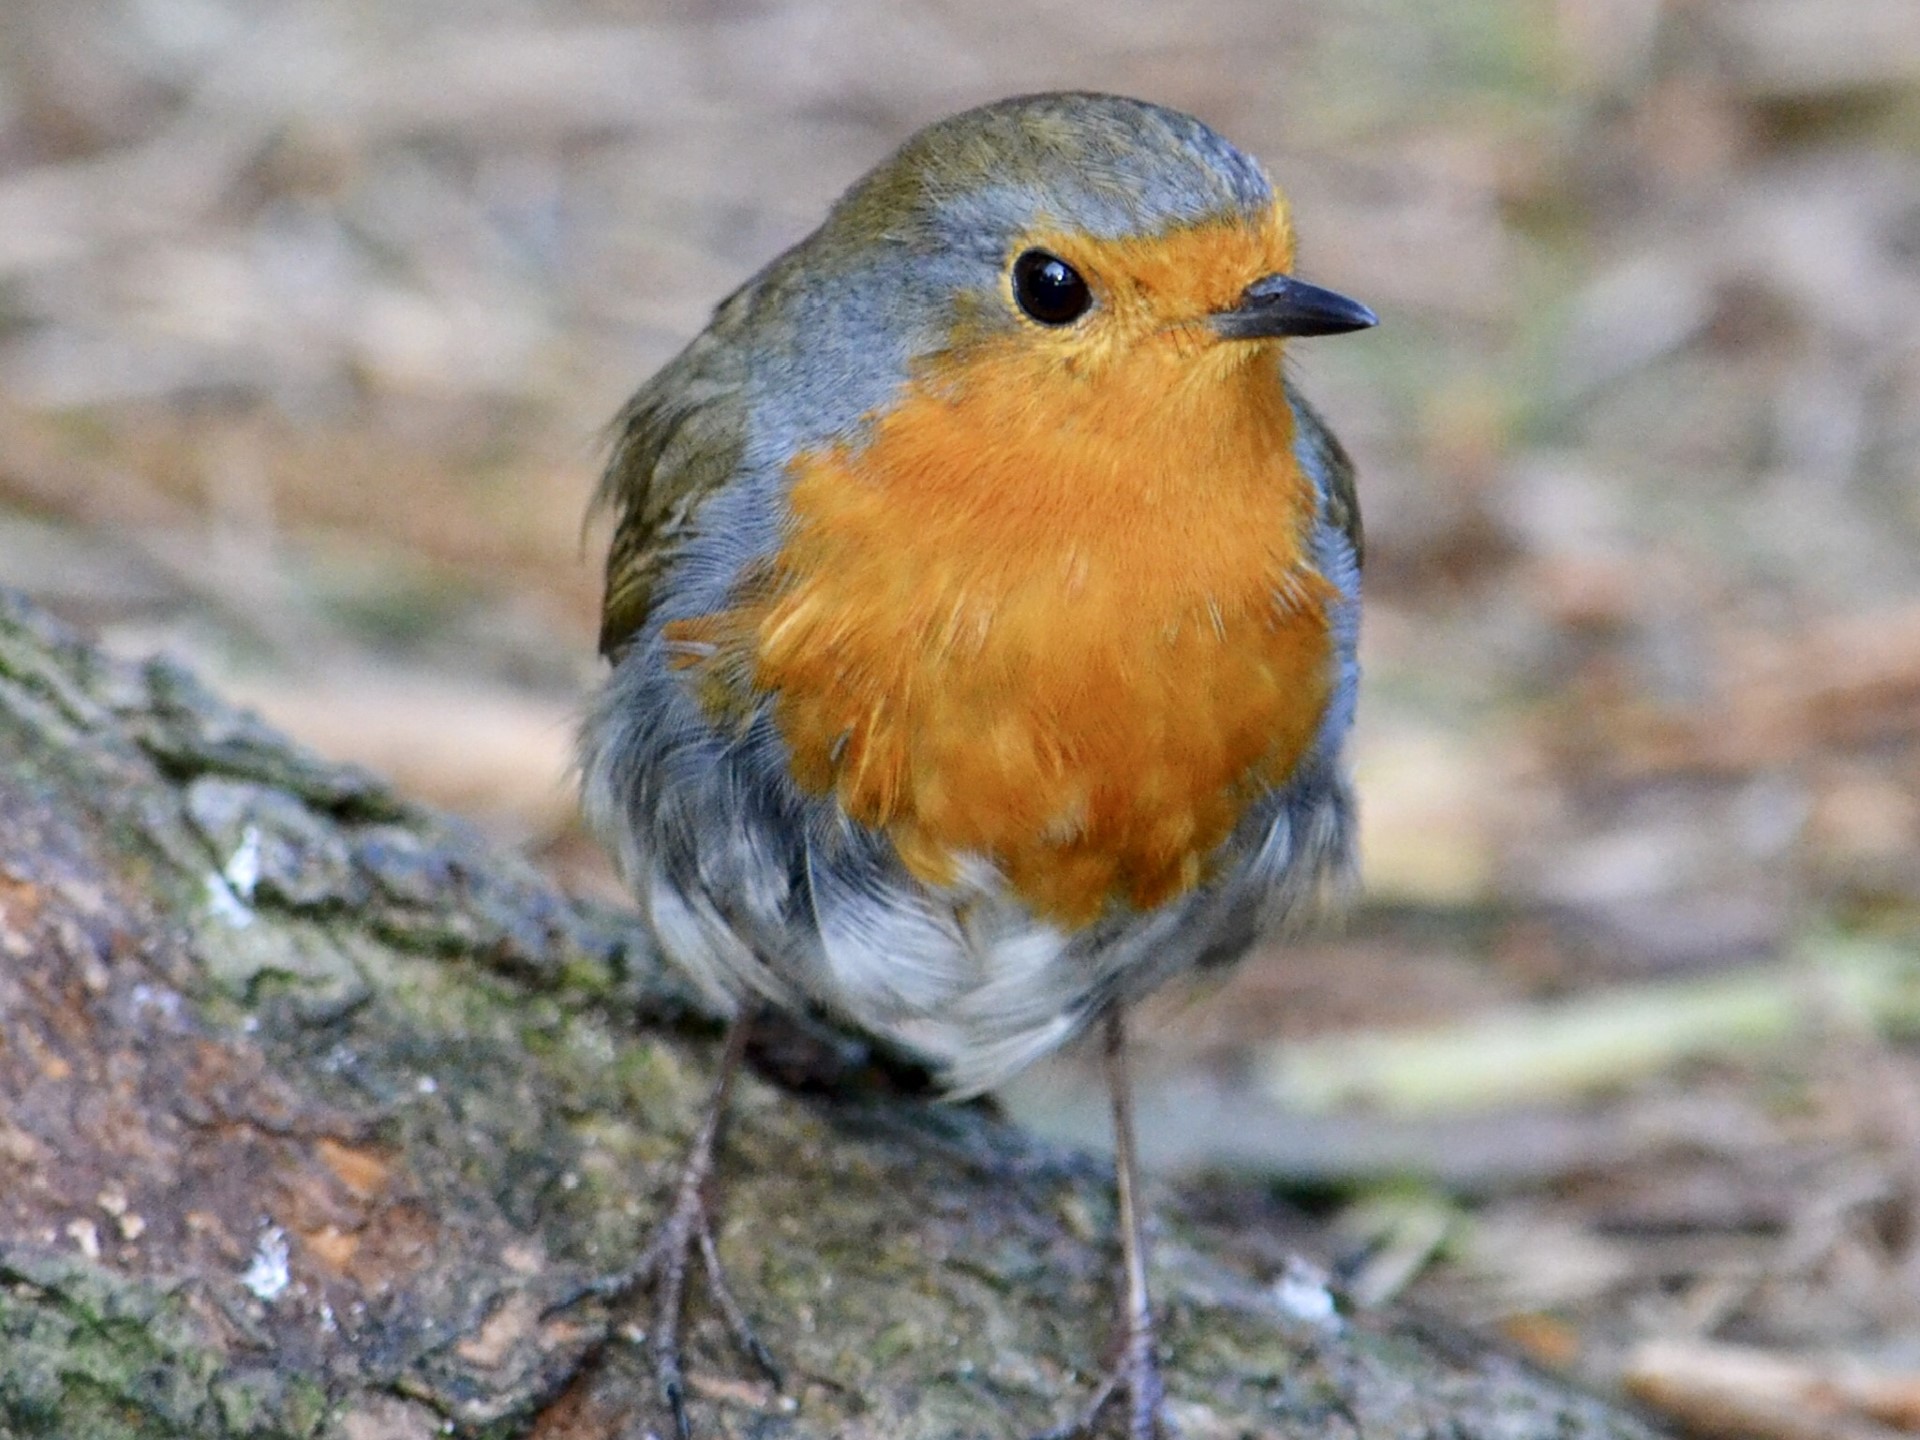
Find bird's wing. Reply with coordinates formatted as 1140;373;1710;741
592;307;754;659
1287;381;1363;568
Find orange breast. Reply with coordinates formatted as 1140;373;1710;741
677;330;1336;926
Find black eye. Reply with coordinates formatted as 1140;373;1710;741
1011;250;1092;325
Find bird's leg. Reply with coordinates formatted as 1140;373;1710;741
553;1009;778;1440
1107;1005;1166;1439
1039;1005;1168;1440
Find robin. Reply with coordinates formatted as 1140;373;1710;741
579;91;1374;1440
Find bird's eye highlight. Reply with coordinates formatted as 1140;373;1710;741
1011;250;1092;325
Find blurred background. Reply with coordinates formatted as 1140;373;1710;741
3;0;1918;1434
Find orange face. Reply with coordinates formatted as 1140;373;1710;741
669;205;1337;924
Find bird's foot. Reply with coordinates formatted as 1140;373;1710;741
552;1174;781;1440
545;1019;771;1440
1036;1317;1169;1440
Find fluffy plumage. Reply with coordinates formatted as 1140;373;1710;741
581;91;1365;1094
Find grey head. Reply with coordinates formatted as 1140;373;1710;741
727;92;1283;468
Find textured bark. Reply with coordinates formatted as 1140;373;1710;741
0;588;1667;1440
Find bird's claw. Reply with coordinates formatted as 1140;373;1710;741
1035;1341;1169;1440
546;1177;778;1439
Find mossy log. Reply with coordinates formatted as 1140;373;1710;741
0;588;1666;1440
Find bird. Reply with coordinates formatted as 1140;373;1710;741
578;91;1375;1440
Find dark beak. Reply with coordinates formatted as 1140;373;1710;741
1214;274;1378;340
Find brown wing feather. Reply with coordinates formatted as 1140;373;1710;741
593;313;753;659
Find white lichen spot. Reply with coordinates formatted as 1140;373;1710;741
204;872;253;928
415;1075;438;1095
205;825;264;928
225;824;263;899
1271;1255;1342;1332
241;1223;292;1301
